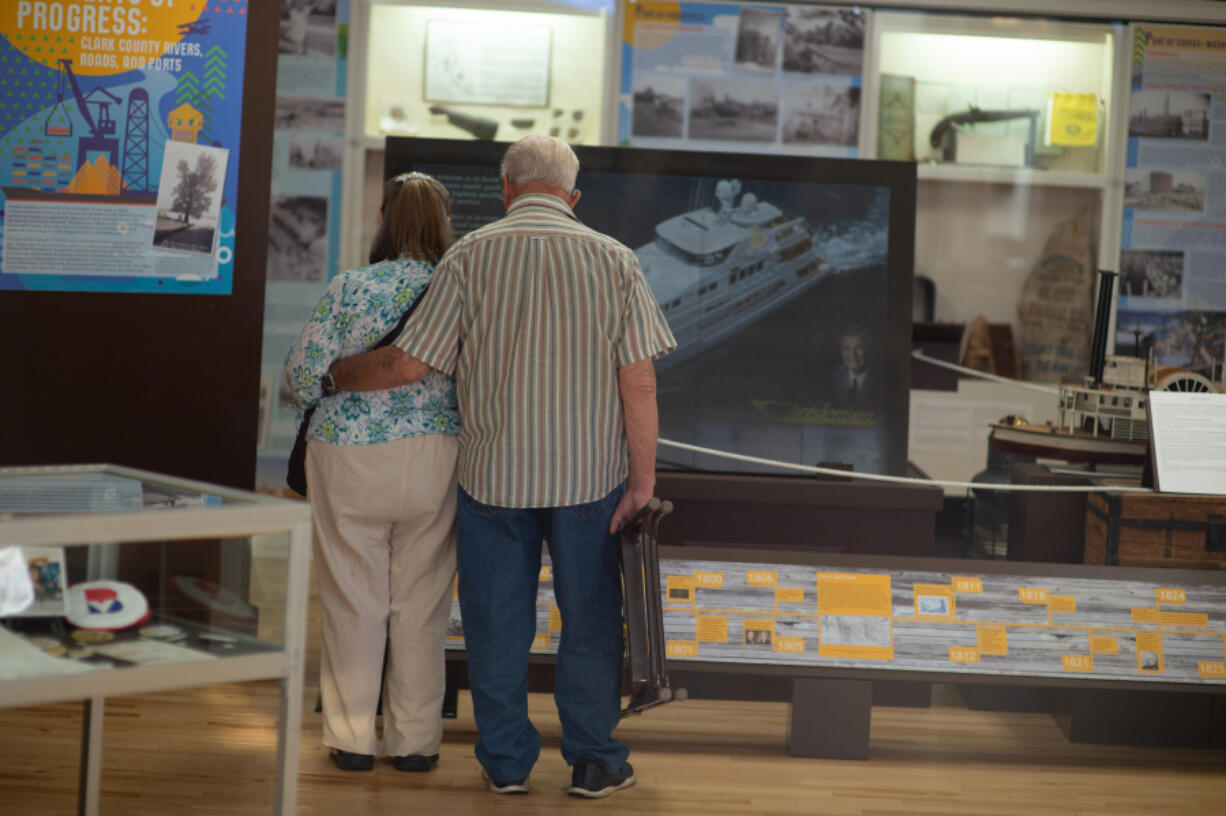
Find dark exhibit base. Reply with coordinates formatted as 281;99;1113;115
1053;688;1226;749
655;471;944;555
789;678;872;760
964;684;1226;749
668;669;932;708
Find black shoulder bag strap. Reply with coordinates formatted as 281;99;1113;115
287;284;431;496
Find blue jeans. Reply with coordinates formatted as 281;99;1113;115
456;483;629;782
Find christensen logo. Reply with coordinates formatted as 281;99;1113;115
751;399;875;427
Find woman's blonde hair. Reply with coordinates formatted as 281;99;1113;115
369;172;453;265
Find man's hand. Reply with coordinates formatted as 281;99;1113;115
609;483;654;534
612;358;659;533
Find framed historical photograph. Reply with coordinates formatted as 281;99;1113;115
424;19;552;108
15;546;68;617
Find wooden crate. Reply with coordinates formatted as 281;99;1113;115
1084;492;1226;569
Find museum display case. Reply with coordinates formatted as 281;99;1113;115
341;0;615;271
0;464;312;816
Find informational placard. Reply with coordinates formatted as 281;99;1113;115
424;19;551;108
0;1;251;294
11;546;67;617
619;1;866;156
1148;391;1226;495
255;0;347;490
447;555;1226;687
1116;24;1226;376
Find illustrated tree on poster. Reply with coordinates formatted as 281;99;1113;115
171;153;218;225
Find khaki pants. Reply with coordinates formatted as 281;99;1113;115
306;433;458;757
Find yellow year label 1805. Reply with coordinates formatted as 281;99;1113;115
773;636;805;654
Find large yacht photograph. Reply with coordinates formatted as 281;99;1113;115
633;178;888;368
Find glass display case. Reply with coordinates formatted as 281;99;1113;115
342;0;615;273
0;464;312;816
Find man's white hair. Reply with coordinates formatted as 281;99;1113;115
500;135;579;192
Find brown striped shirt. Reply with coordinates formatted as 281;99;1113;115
393;193;676;508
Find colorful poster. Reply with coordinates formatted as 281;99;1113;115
619;1;866;156
1117;24;1226;380
0;0;251;294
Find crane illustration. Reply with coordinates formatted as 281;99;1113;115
45;58;122;173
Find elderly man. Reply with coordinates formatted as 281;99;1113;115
327;135;675;798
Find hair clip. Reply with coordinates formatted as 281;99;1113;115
395;171;428;183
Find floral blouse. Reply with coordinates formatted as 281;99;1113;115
283;257;459;446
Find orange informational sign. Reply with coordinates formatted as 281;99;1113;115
775;586;804;604
1048;595;1077;614
817;572;893;660
817;572;892;616
1090;635;1119;655
664;575;694;605
1135;632;1165;674
696;615;728;643
978;625;1008;657
1160;611;1209;627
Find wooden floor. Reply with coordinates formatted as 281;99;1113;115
4;561;1225;814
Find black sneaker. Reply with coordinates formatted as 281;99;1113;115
330;749;373;771
393;753;439;772
482;770;530;794
568;760;636;798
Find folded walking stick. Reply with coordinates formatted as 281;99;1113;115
618;497;687;717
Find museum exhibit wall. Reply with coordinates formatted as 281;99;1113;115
0;3;280;491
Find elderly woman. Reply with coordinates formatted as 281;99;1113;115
284;172;458;773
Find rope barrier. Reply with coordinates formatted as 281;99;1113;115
910;349;1061;396
657;438;1155;494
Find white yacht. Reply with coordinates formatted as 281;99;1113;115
637;180;884;367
